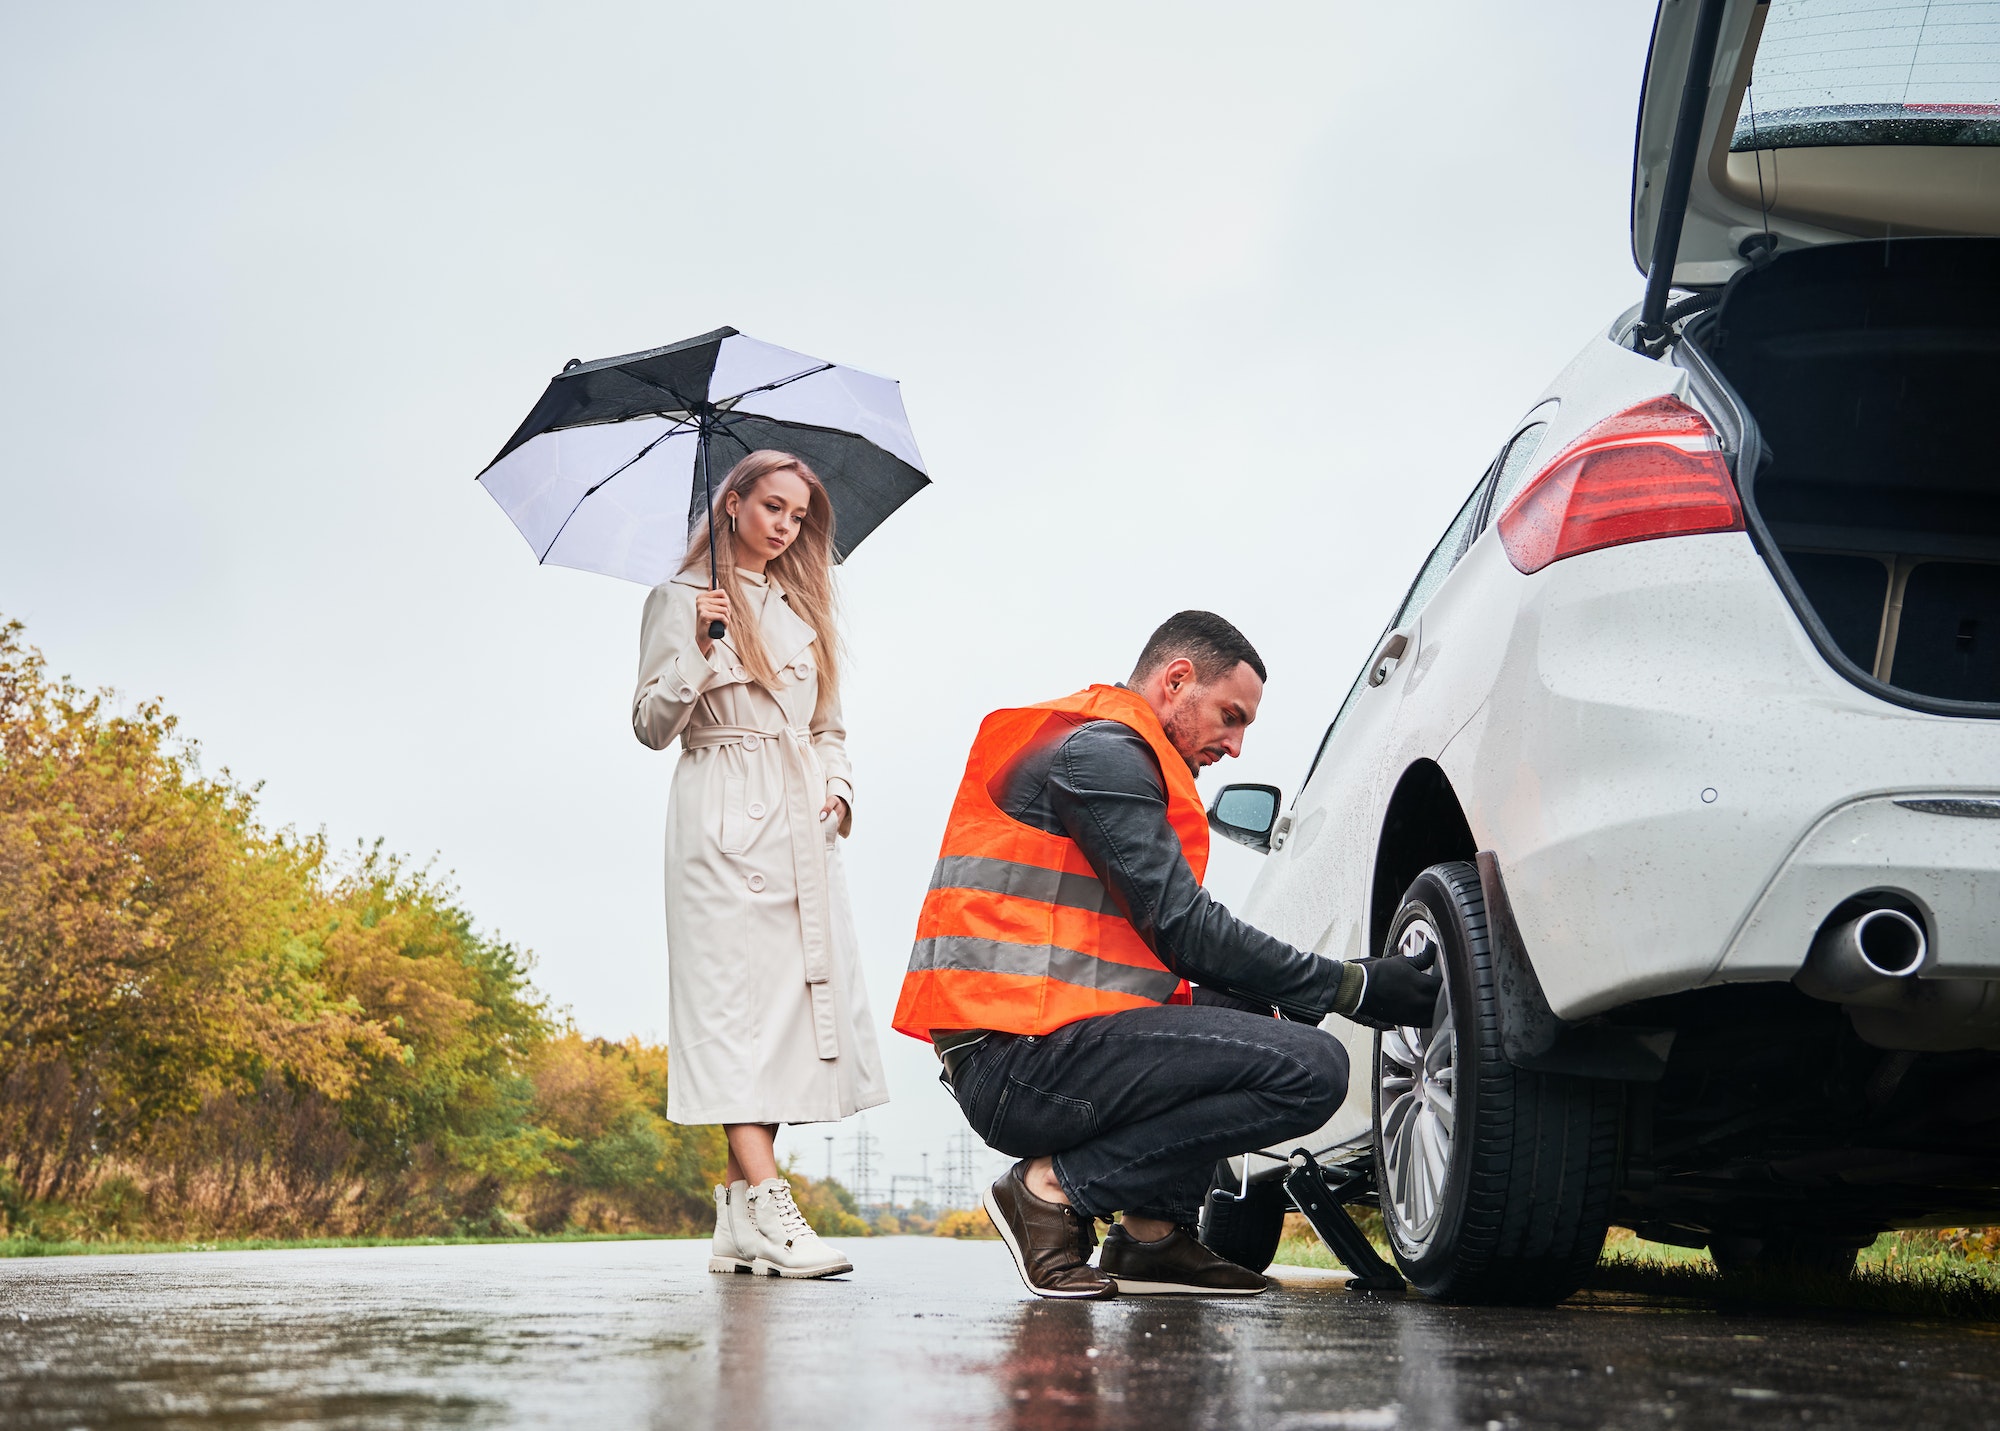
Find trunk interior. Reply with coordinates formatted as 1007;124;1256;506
1691;239;2000;710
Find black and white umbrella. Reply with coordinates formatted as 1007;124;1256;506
476;327;929;590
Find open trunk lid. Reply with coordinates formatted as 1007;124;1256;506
1634;0;2000;287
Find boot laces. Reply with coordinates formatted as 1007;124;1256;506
761;1182;814;1243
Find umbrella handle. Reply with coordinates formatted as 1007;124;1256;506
699;425;725;646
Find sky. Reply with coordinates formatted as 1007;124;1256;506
1;0;1658;1198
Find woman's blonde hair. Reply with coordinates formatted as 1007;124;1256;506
680;449;841;711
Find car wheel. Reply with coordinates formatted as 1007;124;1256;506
1197;1161;1288;1273
1709;1232;1861;1279
1372;860;1622;1304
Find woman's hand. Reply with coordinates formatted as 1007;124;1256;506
694;588;731;657
819;795;849;830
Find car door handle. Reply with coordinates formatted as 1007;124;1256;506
1367;627;1413;687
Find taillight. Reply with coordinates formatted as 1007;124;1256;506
1497;395;1743;575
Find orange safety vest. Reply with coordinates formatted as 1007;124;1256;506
892;684;1209;1041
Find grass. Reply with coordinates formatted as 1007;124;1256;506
1271;1208;1387;1272
1272;1213;2000;1319
0;1230;681;1259
1593;1227;2000;1319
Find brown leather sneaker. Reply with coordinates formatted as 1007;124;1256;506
982;1162;1117;1299
1098;1223;1270;1296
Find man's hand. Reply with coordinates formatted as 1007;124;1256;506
1347;953;1445;1031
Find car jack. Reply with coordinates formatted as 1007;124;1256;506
1283;1149;1405;1294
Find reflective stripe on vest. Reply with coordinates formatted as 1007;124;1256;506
891;684;1210;1041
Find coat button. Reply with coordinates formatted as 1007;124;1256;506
677;686;694;701
793;660;811;679
742;733;760;751
747;801;766;819
746;872;766;892
732;666;747;680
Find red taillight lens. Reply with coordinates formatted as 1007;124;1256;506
1497;395;1743;575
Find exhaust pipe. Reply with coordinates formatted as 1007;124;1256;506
1794;907;1927;1007
1793;900;2000;1052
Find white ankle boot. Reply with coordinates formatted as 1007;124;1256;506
743;1178;853;1278
708;1181;752;1274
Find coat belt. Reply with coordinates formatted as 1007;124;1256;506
681;724;812;751
681;722;841;1062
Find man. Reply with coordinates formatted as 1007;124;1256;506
892;611;1440;1298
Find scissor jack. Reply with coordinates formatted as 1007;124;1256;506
1280;1149;1405;1293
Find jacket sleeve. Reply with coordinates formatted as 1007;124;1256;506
631;583;733;750
1047;723;1356;1022
810;677;855;837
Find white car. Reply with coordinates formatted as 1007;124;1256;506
1198;0;2000;1303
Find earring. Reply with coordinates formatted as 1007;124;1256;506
729;514;736;535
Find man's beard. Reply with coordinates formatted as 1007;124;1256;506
1159;706;1202;776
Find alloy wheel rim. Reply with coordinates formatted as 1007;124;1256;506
1378;916;1455;1252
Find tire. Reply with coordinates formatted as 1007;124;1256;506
1709;1233;1861;1280
1371;861;1622;1304
1197;1161;1288;1274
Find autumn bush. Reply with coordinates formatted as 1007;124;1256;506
0;617;727;1243
933;1207;997;1239
521;1032;725;1233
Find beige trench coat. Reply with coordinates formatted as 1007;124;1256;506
633;569;888;1126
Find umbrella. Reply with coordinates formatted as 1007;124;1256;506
476;327;928;634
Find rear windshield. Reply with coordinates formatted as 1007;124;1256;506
1733;0;2000;150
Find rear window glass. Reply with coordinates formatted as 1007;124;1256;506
1392;480;1486;630
1733;0;2000;151
1487;423;1550;522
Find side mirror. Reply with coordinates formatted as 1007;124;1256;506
1207;783;1282;854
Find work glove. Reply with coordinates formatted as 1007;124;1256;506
1339;953;1445;1032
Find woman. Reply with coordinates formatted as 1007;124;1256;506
633;449;887;1279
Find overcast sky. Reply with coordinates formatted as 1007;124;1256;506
2;1;1657;1193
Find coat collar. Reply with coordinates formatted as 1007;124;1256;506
758;576;817;670
667;569;817;669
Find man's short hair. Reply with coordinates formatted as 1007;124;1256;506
1130;611;1267;686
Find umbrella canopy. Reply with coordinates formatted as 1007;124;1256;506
476;327;928;585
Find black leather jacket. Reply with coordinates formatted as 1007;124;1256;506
989;713;1352;1022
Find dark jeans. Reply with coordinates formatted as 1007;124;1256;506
946;1005;1349;1224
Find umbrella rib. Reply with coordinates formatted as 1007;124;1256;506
536;417;697;564
714;362;834;409
712;409;923;470
710;415;756;458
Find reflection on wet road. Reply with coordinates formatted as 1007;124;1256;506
2;1237;1997;1428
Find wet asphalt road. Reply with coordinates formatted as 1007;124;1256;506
1;1237;1997;1429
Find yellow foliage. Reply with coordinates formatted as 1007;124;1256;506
933;1207;998;1239
531;1032;649;1142
0;619;390;1187
0;616;725;1238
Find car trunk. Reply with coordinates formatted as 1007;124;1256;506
1685;238;2000;712
1633;0;2000;291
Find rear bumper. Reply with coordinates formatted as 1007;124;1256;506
1443;534;2000;1019
1718;794;2000;981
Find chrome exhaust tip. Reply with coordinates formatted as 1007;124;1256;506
1795;906;1928;1006
1851;908;1926;978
